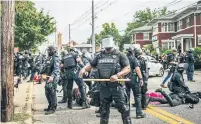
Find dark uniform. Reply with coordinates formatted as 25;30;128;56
58;50;68;103
29;53;43;82
82;55;92;90
62;51;88;109
125;48;134;106
16;52;24;78
130;55;146;118
28;52;34;77
90;49;132;124
40;46;60;115
185;50;195;81
152;66;199;107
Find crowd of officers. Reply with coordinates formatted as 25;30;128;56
14;35;200;124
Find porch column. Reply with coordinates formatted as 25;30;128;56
168;42;169;49
174;39;176;48
181;37;184;53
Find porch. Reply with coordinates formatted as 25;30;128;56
172;34;195;52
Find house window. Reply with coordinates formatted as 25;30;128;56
179;20;183;29
198;36;201;45
168;23;174;31
143;33;149;40
162;41;174;49
162;22;174;32
186;17;190;27
153;24;158;34
177;21;180;31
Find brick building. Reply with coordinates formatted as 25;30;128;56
130;1;201;52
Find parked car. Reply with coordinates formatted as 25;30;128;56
141;55;164;77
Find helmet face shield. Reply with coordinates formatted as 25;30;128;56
101;37;115;49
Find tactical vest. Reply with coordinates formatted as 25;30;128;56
63;54;76;69
40;57;52;75
138;56;148;74
97;52;120;79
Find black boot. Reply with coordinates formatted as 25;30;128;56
135;95;146;118
156;89;175;107
100;119;109;124
68;102;72;109
45;107;56;115
123;117;132;124
44;105;51;111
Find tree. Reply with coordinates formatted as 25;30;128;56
87;22;122;48
14;1;55;51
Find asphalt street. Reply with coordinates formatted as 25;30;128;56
32;70;201;124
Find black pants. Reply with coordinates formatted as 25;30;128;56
65;70;87;105
45;86;57;109
99;85;131;124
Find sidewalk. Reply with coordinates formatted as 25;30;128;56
2;79;33;124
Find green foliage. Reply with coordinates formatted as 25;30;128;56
193;47;201;63
151;50;157;56
163;49;172;54
87;22;122;48
15;1;55;51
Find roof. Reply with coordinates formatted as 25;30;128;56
72;44;92;48
147;2;199;25
130;25;152;34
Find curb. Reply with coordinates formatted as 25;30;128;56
25;82;33;124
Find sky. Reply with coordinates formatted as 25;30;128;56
34;0;198;46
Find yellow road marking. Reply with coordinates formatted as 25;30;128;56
147;106;194;124
145;108;179;124
130;100;194;124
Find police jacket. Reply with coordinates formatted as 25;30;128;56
171;72;189;93
40;55;60;78
90;49;130;80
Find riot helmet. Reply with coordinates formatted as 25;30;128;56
47;45;57;56
60;50;68;58
177;63;185;74
188;48;193;53
82;51;91;59
101;35;115;51
132;45;142;57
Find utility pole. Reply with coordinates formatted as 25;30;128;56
92;0;95;53
1;1;15;122
69;24;71;46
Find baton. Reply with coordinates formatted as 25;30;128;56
83;79;130;82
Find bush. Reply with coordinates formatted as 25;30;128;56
163;49;172;55
193;47;201;69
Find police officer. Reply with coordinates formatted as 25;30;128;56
58;50;68;103
61;47;89;109
28;52;43;82
28;52;34;78
22;50;30;80
82;51;92;90
125;47;134;105
40;45;60;115
186;48;195;82
16;52;24;78
130;46;146;118
79;35;132;124
160;48;177;88
153;64;199;107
